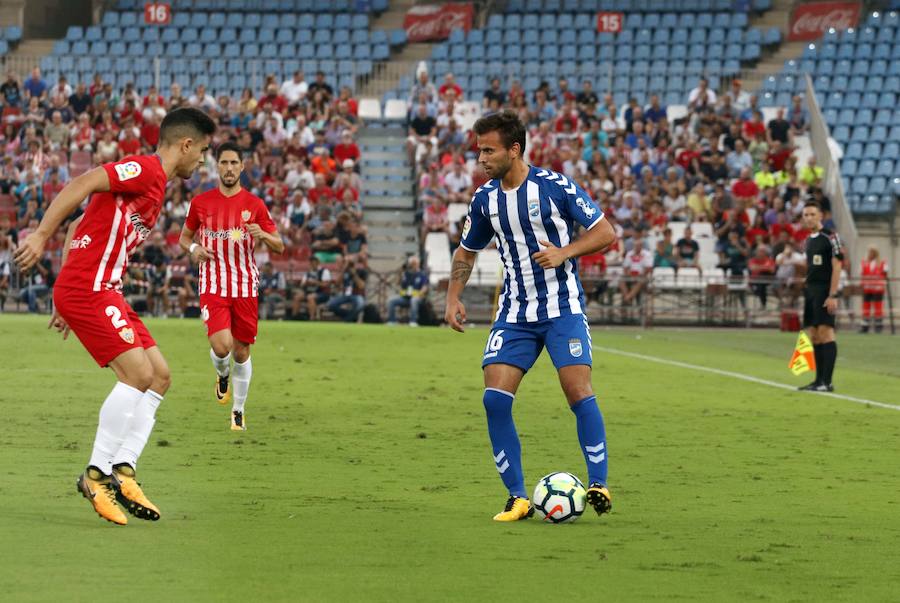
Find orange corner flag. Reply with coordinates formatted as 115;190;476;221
789;332;816;376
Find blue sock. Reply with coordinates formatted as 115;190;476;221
483;388;526;498
570;395;608;486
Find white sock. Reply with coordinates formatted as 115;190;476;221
210;348;231;378
112;389;163;469
232;357;252;413
88;382;144;475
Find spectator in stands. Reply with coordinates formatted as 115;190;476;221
654;229;676;268
327;254;368;323
439;72;463;100
720;230;749;277
799;155;824;188
621;237;653;305
0;233;10;310
787;94;807;135
291;256;332;320
1;71;21;107
675;226;701;270
444;161;472;204
726;140;753;178
775;240;805;303
483;77;506;109
43;111;69;151
333;130;360;167
407;103;438;167
748;244;776;308
257;261;287;320
307;71;334;102
421;196;449;241
688;78;717;111
644;94;667;124
95;129;119;163
768;107;790;145
386;256;428;327
17;250;53;312
686;183;713;222
280;70;308;107
730;79;751;113
23;68;47;102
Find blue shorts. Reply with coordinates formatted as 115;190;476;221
481;313;593;372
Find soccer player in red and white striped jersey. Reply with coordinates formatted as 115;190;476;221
180;142;284;431
13;108;216;525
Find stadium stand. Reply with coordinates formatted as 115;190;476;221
756;9;899;217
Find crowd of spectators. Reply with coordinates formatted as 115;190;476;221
407;68;833;311
0;66;372;319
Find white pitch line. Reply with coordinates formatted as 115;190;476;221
594;346;900;413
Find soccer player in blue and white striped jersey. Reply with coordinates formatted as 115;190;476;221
444;111;617;522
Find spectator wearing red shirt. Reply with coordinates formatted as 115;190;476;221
732;167;759;204
742;109;766;140
748;245;777;307
140;113;161;148
332;130;360;166
118;125;141;155
438;73;463;100
258;83;288;114
308;172;336;205
745;214;768;247
766;140;792;172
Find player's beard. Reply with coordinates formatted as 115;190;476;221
221;174;240;189
484;154;512;181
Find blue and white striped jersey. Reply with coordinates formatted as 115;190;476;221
460;166;605;324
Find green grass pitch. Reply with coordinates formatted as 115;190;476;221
1;314;899;601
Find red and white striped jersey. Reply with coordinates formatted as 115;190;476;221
56;155;168;292
185;188;277;298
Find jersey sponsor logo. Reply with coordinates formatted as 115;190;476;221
70;234;92;249
118;327;135;344
527;199;540;219
241;210;252;222
114;161;142;182
813;254;823;265
569;338;583;357
203;227;247;241
462;216;472;239
575;198;597;218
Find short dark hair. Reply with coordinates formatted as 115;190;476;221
159;107;216;146
472;110;526;155
803;200;822;211
215;141;242;161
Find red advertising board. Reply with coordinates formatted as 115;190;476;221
403;3;474;43
596;12;623;33
144;2;172;25
788;1;861;41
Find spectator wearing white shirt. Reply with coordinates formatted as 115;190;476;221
280;71;308;106
730;79;751;113
443;161;472;204
621;237;654;304
688;78;717;110
187;84;216;111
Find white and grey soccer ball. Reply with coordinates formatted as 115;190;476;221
532;472;587;524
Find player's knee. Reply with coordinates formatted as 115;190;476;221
125;363;154;392
152;365;172;395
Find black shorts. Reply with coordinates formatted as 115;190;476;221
863;292;884;302
803;286;835;328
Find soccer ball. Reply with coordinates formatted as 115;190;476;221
532;472;587;524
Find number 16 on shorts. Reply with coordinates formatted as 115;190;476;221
484;329;505;360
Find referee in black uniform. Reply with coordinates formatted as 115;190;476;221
799;201;843;392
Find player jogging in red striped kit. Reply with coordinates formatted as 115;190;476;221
180;142;283;431
13;108;216;525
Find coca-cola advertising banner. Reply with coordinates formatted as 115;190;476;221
788;1;861;41
403;3;474;42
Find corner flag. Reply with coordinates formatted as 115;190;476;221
789;332;816;375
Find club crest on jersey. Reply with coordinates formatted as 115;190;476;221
527;199;540;219
569;338;583;357
118;327;135;345
114;161;142;182
575;198;596;218
241;210;252;222
813;254;822;265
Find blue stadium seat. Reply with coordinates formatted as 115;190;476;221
119;12;137;27
90;41;108;55
189;12;208;28
258;29;276;44
172;12;190;28
165;41;183;56
71;40;89;54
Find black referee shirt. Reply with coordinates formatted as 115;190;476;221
805;228;843;286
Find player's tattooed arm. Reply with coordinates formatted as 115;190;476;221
451;259;474;284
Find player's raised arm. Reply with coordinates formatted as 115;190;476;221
13;167;109;271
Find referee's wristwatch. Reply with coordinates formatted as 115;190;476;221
827;294;839;299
